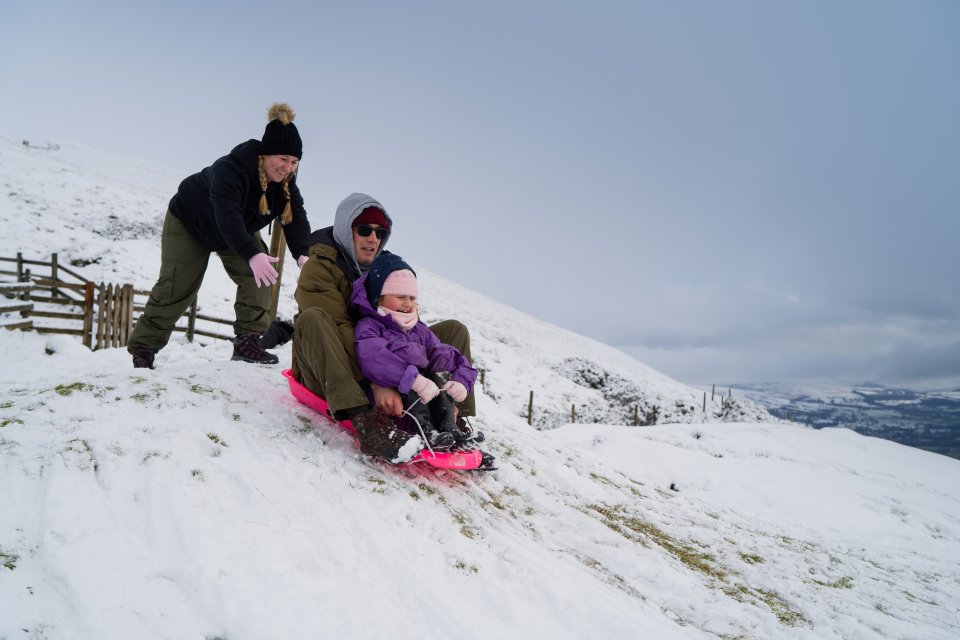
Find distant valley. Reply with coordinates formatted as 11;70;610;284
730;382;960;460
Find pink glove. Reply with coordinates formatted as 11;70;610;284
248;253;279;287
297;255;309;268
411;375;440;404
443;380;467;402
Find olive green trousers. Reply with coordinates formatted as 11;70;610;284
128;211;271;353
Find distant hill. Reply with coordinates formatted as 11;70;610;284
731;382;960;459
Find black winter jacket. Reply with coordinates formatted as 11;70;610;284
168;140;311;261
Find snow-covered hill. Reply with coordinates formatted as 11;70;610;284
2;136;959;639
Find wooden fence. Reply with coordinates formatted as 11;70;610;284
0;253;234;349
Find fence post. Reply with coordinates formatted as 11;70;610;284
120;284;133;347
571;404;576;423
187;301;198;342
527;390;534;426
82;282;95;349
111;283;122;347
16;252;23;280
98;283;112;349
268;223;287;322
51;252;60;298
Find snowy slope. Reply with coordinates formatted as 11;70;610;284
2;136;960;639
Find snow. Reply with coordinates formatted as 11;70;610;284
2;135;960;639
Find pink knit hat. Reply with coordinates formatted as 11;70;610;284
380;269;419;298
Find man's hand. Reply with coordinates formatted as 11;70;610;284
371;383;403;416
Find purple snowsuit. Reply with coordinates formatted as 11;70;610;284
350;277;477;396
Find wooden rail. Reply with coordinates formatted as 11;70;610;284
1;253;235;349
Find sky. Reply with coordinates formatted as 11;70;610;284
2;0;959;388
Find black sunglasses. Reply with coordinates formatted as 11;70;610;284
354;224;390;240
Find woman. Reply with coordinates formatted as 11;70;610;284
127;103;312;368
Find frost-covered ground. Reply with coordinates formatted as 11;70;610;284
2;136;960;639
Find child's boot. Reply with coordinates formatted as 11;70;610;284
405;393;456;450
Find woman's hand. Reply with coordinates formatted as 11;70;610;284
248;253;279;287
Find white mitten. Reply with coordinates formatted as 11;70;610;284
411;375;440;403
443;380;467;402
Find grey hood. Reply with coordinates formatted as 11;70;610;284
332;192;393;276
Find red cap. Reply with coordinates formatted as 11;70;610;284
353;206;389;229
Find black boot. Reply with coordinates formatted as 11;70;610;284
454;416;485;445
132;347;156;369
232;332;279;364
404;394;456;450
353;406;424;464
260;319;294;349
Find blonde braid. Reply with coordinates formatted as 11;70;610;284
281;177;293;224
257;156;270;215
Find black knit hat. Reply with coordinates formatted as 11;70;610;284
260;103;303;159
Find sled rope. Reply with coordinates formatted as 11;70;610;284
400;388;455;457
401;397;435;455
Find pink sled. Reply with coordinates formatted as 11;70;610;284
281;369;483;470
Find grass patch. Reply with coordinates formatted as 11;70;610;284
453;559;479;573
206;433;228;447
450;510;478;539
813;575;854;589
1;549;18;570
191;469;205;480
1;418;24;428
587;503;726;581
417;482;438;497
54;382;91;396
738;552;765;565
590;472;618;487
723;584;810;627
293;414;313;434
0;401;13;409
756;588;809;626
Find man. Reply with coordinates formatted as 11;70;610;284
292;193;477;463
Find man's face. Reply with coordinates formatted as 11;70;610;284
352;223;387;266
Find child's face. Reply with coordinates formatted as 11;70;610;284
380;294;417;313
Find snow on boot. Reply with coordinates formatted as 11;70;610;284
404;392;455;451
132;347;156;369
353;406;424;464
477;451;497;470
427;431;457;451
454;417;485;445
232;332;279;364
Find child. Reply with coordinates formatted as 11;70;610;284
351;253;479;450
